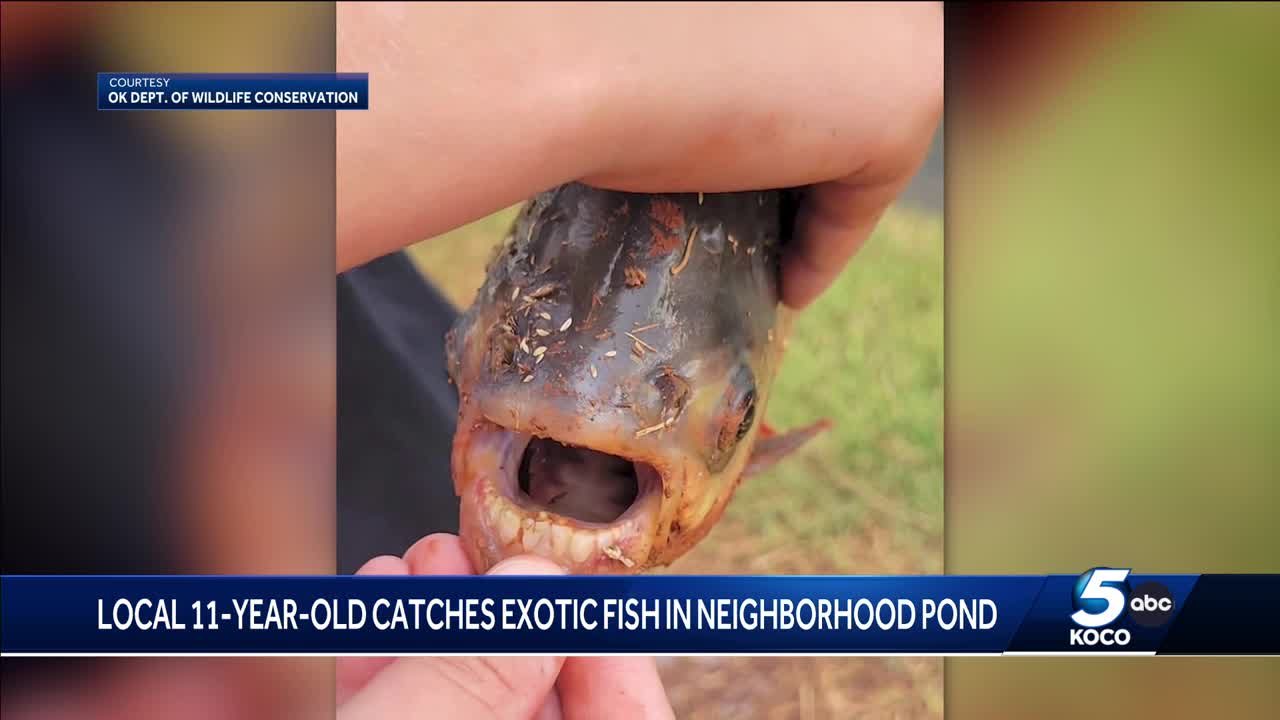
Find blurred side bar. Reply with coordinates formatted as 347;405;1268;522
945;1;1280;717
2;3;337;719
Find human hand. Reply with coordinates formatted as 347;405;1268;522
336;534;674;720
566;2;945;310
337;2;943;309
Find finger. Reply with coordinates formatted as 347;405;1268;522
556;657;675;720
403;533;476;576
355;554;410;576
532;686;565;720
339;655;564;720
338;554;568;720
781;175;906;311
337;555;412;705
486;554;568;576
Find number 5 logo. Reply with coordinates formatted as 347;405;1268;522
1071;568;1131;628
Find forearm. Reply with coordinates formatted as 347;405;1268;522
336;3;604;272
335;1;943;289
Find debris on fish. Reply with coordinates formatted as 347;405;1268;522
603;544;635;568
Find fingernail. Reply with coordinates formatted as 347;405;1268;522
487;555;568;576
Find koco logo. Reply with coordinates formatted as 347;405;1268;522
1068;568;1175;647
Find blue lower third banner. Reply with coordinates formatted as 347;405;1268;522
98;73;368;110
1;572;1276;656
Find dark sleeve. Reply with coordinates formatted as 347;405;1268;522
337;251;462;575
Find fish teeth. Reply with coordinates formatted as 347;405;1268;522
496;508;521;545
571;533;596;564
523;521;552;555
597;530;620;553
550;523;573;557
487;501;651;566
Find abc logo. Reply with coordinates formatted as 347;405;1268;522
1128;581;1175;628
1069;569;1175;646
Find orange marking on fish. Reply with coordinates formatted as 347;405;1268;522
648;197;685;256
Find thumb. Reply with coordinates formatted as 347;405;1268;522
339;554;567;720
485;554;568;577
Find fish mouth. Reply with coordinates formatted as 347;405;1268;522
460;421;664;572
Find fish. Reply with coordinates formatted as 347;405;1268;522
444;183;831;574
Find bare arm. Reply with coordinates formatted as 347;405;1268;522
336;1;943;308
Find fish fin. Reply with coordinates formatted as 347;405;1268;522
744;419;833;477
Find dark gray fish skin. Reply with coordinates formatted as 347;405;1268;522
447;183;820;573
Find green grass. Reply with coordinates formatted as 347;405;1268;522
746;209;944;563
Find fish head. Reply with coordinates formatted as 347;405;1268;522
446;183;821;573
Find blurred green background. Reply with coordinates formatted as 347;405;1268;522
409;181;944;717
947;3;1278;718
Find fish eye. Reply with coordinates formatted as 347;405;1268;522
735;389;756;441
708;365;757;472
724;365;757;444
